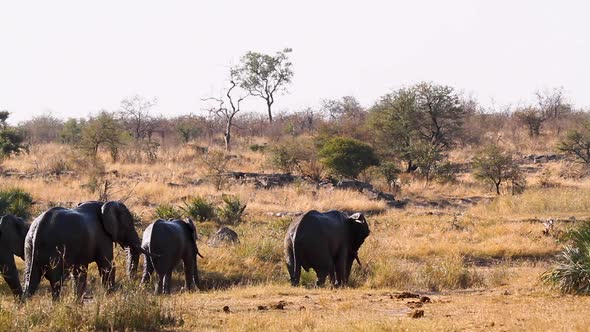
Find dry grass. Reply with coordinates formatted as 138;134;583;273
1;143;590;330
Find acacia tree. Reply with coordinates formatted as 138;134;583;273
558;122;590;165
203;79;247;151
232;48;293;123
536;87;571;120
514;106;545;137
472;145;523;195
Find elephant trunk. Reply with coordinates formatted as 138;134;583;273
126;246;140;279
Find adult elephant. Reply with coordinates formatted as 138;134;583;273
141;218;203;294
23;201;149;300
284;210;370;287
0;215;28;297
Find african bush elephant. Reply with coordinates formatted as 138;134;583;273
284;210;370;287
141;218;203;294
0;215;28;297
23;201;149;300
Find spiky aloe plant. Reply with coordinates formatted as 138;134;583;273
542;222;590;294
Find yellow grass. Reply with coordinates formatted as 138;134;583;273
1;143;588;330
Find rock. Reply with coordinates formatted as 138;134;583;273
223;305;231;313
273;301;286;310
257;305;268;311
408;309;424;318
395;292;420;299
420;296;431;303
335;179;374;191
208;227;239;247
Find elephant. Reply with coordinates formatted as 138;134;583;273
284;210;370;287
141;218;203;294
0;215;28;297
22;201;150;300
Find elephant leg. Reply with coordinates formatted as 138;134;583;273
156;273;164;294
163;271;173;295
23;263;43;299
316;271;328;287
0;260;23;297
182;255;196;291
45;265;65;301
141;256;154;285
97;257;115;291
334;252;348;287
328;269;337;286
286;249;301;286
72;265;88;299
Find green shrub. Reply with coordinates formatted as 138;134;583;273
154;204;182;220
249;144;266;152
319;136;379;179
217;194;247;225
181;196;215;222
542;222;590;294
0;188;34;219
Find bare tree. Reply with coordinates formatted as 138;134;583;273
120;95;158;140
536;87;571;119
203;80;247;151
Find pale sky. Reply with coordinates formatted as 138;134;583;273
1;0;588;123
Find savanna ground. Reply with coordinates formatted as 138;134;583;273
1;140;589;331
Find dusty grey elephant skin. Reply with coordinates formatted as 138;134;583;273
23;201;148;300
141;218;202;294
0;215;28;297
284;210;370;287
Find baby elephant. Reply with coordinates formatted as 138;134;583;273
141;218;203;294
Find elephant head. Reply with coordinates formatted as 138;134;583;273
346;212;370;265
100;201;145;277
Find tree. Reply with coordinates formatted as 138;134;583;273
536;87;571;119
60;118;85;145
472;145;523;195
79;111;126;161
369;82;465;173
413;82;465;149
558;122;590;165
514;107;545;137
174;114;204;144
120;95;158;140
0;112;27;159
232;48;294;123
203;79;247;151
319;136;379;179
20;113;64;144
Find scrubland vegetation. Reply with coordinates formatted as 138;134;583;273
4;53;590;329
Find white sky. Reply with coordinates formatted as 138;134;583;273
1;0;588;123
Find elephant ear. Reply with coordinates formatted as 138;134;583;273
100;201;121;242
184;218;197;242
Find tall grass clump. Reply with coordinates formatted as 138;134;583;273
542;222;590;294
154;204;182;220
4;285;182;331
218;194;247;225
0;187;34;219
181;196;215;222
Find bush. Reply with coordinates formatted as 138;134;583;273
154;204;182;220
181;196;215;222
0;188;34;219
542;223;590;294
249;144;266;152
217;194;247;225
318;136;379;179
472;144;524;195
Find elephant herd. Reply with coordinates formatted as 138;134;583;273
0;200;370;301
